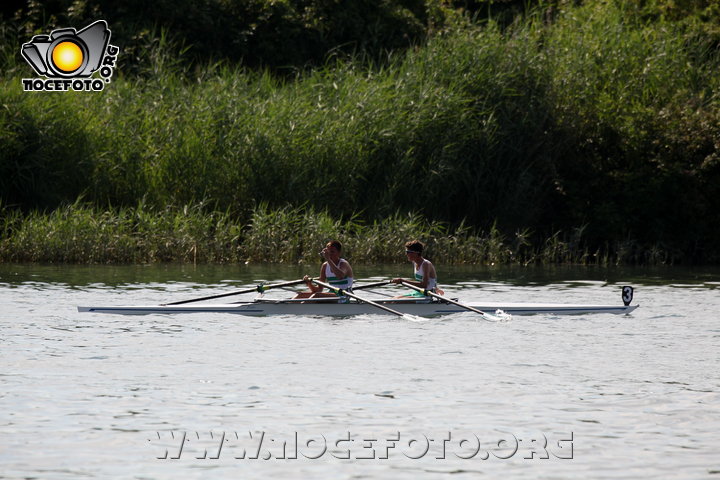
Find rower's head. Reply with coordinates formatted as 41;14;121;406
404;240;424;259
324;240;342;258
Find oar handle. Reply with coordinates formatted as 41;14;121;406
165;278;307;305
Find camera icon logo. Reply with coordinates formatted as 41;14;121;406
21;20;119;92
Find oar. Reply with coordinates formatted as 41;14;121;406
164;279;307;305
400;281;511;322
311;279;422;321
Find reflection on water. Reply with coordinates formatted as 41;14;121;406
1;262;719;288
1;263;718;479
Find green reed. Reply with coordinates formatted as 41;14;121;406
0;202;669;265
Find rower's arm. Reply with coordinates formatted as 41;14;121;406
424;263;437;288
305;265;327;293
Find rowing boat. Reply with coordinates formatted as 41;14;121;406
77;300;637;316
78;286;638;317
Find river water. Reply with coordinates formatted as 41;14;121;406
1;263;719;479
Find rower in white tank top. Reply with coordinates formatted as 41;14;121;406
296;240;354;300
392;240;440;296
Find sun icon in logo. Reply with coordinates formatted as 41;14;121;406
51;41;84;73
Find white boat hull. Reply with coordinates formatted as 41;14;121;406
78;300;638;317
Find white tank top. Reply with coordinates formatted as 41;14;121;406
324;259;353;290
414;259;437;290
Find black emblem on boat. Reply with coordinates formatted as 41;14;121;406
621;286;634;306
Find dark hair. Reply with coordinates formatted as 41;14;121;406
405;240;424;254
327;240;342;252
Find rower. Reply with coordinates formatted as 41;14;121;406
391;240;443;297
295;240;354;301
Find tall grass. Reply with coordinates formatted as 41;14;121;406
0;200;244;263
1;1;719;262
0;202;664;265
